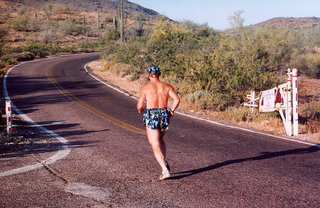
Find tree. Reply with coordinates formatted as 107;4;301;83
228;10;244;30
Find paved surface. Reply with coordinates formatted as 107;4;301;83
1;53;320;208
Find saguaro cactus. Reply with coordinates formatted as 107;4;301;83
112;0;125;42
113;15;118;30
119;0;124;42
96;12;100;29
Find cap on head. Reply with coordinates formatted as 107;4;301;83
147;65;160;76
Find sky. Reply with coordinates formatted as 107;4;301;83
129;0;320;30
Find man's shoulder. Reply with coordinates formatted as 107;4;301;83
162;82;174;89
142;82;153;88
140;82;153;92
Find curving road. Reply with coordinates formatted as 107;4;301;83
1;53;320;208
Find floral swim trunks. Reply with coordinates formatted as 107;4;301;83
143;108;170;131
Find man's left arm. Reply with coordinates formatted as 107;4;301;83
168;86;180;116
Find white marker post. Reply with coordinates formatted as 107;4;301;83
253;69;299;136
286;68;293;136
292;68;299;136
6;100;13;135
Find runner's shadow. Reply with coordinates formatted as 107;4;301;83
170;145;320;180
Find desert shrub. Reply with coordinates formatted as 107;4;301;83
291;54;320;78
1;54;18;65
86;27;99;37
79;40;98;50
0;61;5;69
0;27;6;39
60;18;89;35
60;45;76;53
39;29;59;43
23;42;49;58
145;20;193;74
23;42;62;58
101;29;120;42
0;27;6;57
10;15;31;32
219;106;256;122
29;19;42;32
300;101;320;120
113;38;147;68
298;24;320;47
300;101;320;134
219;106;278;122
187;90;225;110
1;52;35;63
101;20;304;111
15;52;35;61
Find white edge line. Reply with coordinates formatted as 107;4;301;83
84;63;137;99
84;61;319;148
0;62;71;178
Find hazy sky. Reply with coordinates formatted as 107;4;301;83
129;0;320;30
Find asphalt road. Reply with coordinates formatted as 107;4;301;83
1;53;319;208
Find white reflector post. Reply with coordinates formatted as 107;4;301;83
292;68;299;136
286;69;293;136
5;100;13;135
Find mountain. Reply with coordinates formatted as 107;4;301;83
3;0;160;20
252;17;320;28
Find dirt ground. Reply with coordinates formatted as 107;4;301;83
88;60;319;143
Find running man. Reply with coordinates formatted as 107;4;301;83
137;65;180;180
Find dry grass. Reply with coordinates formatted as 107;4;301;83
88;60;143;97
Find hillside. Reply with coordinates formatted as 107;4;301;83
3;0;159;19
0;0;167;49
252;17;320;28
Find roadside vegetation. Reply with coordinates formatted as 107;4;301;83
98;13;320;138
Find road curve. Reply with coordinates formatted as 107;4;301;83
1;53;319;208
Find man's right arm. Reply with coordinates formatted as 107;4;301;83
137;86;146;113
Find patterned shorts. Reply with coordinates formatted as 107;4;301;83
143;108;170;131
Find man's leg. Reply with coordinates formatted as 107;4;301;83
146;128;168;172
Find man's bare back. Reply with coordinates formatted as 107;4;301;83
137;76;179;114
140;81;174;109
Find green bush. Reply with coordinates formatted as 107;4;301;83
0;27;7;57
10;15;31;32
300;101;320;120
23;42;62;58
39;29;58;43
0;61;5;69
1;54;18;65
60;18;89;36
0;52;35;64
291;54;320;78
101;29;120;42
101;20;311;111
15;52;35;61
